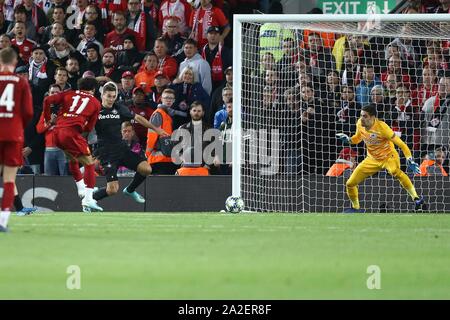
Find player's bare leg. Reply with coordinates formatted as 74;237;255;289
77;154;103;212
123;161;151;203
0;165;18;232
93;180;119;201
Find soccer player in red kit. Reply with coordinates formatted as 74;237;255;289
0;48;33;232
43;77;103;213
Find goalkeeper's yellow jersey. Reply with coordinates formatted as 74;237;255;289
352;118;397;161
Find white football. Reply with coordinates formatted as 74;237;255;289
225;196;245;213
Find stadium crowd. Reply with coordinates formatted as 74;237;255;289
0;0;448;178
242;0;450;177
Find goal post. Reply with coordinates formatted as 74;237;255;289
232;14;450;213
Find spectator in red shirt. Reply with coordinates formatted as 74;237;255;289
129;86;156;147
415;66;439;107
11;21;36;62
381;54;411;87
154;37;178;80
189;0;230;48
104;11;143;52
201;25;232;92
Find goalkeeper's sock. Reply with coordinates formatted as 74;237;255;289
397;171;419;199
93;187;109;201
346;186;360;209
350;199;360;210
14;195;24;211
408;188;419;200
126;173;146;193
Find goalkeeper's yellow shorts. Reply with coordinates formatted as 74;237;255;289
347;153;401;187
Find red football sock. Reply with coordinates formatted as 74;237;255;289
2;182;15;211
69;161;83;182
83;164;96;188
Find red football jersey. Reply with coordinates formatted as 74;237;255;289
11;38;36;62
0;72;33;142
104;29;144;52
43;90;101;133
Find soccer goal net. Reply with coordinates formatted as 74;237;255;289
232;14;450;213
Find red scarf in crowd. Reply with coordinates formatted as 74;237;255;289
192;5;213;43
29;58;48;80
433;93;441;113
202;44;223;82
104;66;116;78
134;11;147;49
30;4;39;32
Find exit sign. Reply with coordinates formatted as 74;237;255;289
317;0;397;14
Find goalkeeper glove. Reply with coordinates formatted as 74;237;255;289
336;133;351;144
406;158;421;175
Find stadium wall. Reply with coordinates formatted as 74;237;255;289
4;175;450;212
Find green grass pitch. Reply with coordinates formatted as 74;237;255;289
1;212;449;299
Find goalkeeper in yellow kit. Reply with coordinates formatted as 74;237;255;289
336;103;426;213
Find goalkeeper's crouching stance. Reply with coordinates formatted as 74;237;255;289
336;103;427;213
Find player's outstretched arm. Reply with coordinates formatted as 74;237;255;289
134;114;169;137
391;135;412;158
391;135;420;174
337;124;362;145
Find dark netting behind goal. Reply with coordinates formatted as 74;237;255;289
235;16;450;213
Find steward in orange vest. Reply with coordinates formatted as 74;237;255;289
326;147;358;177
418;159;448;176
326;160;353;177
146;89;178;174
176;166;210;176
